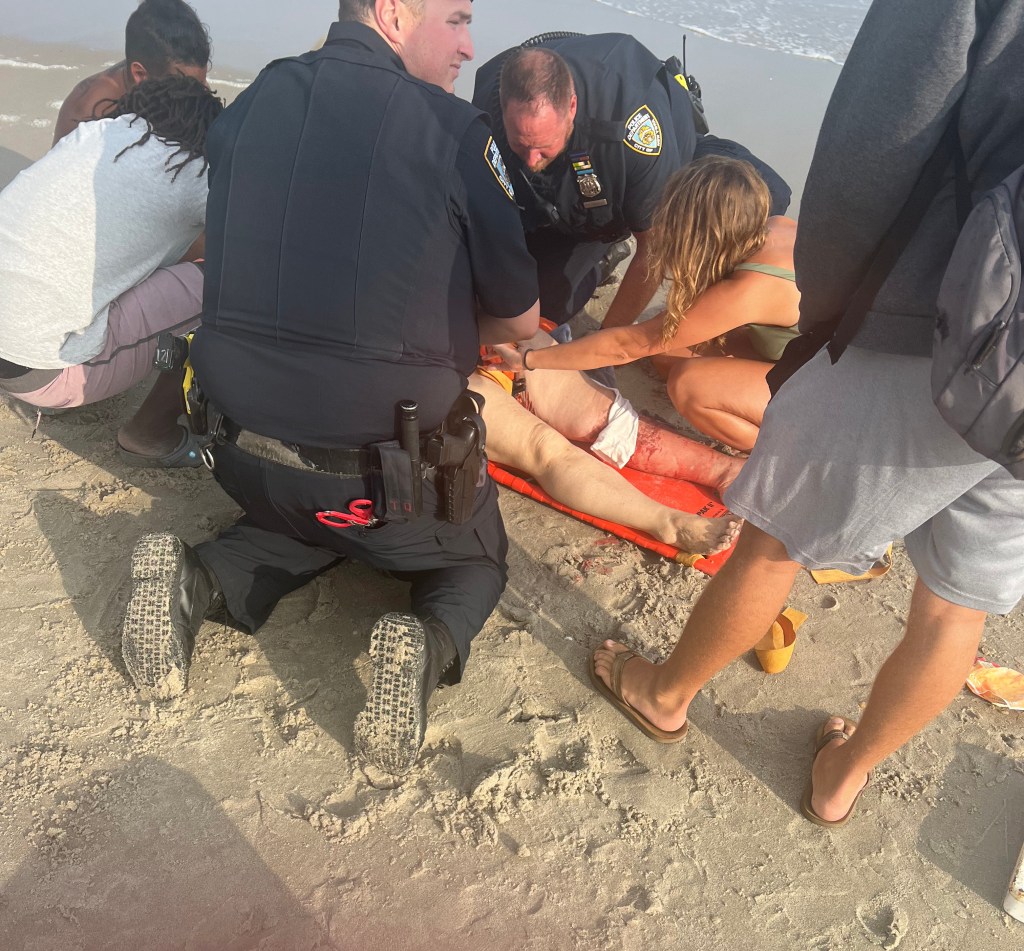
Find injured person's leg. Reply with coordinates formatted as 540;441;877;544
470;372;740;555
515;330;743;495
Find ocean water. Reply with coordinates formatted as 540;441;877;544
596;0;871;64
1;0;869;73
1;0;858;196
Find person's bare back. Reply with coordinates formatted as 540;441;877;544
53;63;129;146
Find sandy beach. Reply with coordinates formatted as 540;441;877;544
1;2;1023;949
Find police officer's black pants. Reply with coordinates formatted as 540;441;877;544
527;230;612;325
194;443;508;679
694;135;792;216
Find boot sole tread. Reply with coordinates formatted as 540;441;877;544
354;613;428;775
121;533;189;697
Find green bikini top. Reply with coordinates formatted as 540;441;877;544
733;262;799;361
733;262;797;281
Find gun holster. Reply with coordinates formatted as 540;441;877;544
425;392;487;525
153;330;220;468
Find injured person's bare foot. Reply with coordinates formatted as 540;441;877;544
592;640;688;734
653;510;741;555
808;716;872;823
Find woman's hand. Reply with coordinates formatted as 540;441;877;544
491;342;526;372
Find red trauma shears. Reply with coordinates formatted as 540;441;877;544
316;499;377;529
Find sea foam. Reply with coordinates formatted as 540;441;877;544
0;57;76;71
592;0;869;65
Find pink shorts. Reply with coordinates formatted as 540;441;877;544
16;262;203;408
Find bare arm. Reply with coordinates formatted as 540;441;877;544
478;299;541;345
53;91;89;145
495;317;665;372
601;230;663;329
498;264;796;371
52;67;126;147
180;233;206;262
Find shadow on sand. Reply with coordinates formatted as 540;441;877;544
0;759;325;950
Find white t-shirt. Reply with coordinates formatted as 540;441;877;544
0;115;208;369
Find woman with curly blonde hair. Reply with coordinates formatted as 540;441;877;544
496;155;800;451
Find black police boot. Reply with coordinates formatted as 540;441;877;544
353;613;459;775
120;532;223;699
598;239;633;286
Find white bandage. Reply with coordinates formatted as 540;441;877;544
589;390;639;469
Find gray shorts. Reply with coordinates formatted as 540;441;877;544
724;347;1024;615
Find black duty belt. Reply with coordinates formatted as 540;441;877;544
232;429;371;478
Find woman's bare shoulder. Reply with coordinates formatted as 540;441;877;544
746;217;797;267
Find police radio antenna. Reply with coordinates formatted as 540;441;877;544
683;34;688;76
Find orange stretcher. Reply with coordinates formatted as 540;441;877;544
488;460;735;577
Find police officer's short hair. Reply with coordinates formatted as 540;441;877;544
338;0;426;22
126;0;210;74
499;48;575;113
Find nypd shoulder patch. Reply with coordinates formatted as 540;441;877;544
485;136;515;201
624;105;663;156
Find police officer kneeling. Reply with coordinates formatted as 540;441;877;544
117;0;540;775
472;33;791;329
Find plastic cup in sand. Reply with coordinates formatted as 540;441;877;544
1007;837;1024;922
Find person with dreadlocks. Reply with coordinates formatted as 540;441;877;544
53;0;210;146
0;76;223;466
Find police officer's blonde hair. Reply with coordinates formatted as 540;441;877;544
651;156;771;345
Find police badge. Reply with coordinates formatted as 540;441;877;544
570;151;608;208
578;174;602;198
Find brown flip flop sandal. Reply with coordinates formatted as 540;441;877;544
588;648;688;744
800;716;872;827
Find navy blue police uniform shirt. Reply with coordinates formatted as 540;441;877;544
191;21;538;448
472;33;697;244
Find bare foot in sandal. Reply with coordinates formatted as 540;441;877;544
802;716;872;826
591;640;689;737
